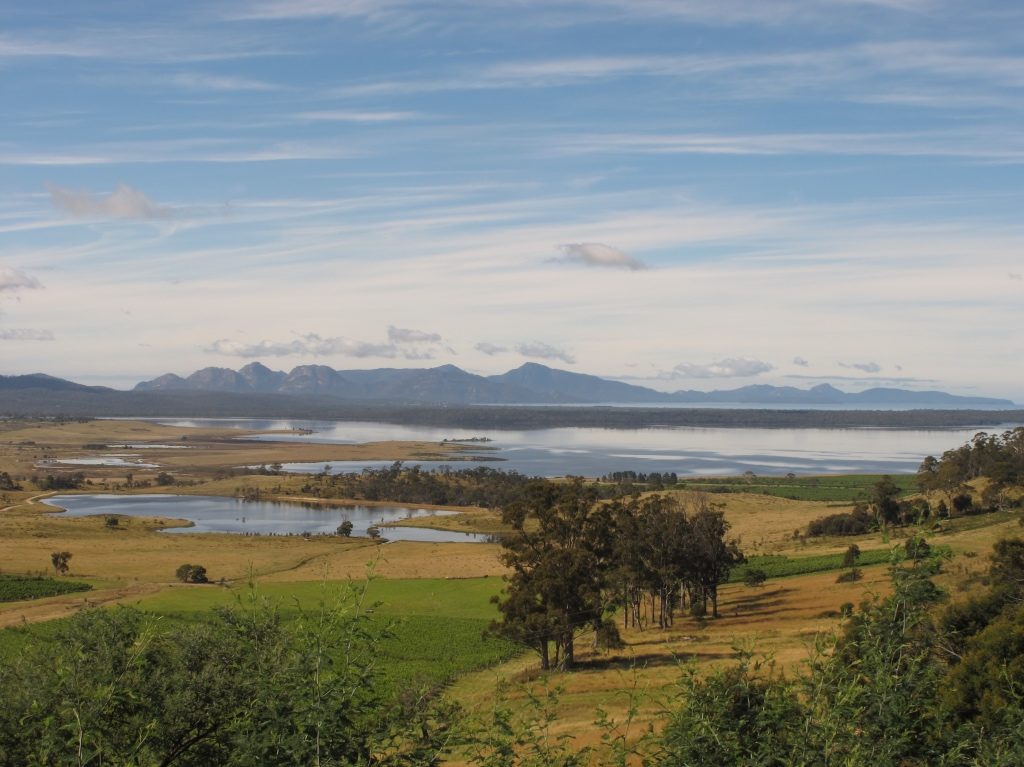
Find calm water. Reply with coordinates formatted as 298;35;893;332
152;418;1018;477
42;494;487;542
39;455;160;468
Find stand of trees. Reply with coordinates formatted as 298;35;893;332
491;481;743;670
298;462;538;508
918;428;1024;510
807;474;930;536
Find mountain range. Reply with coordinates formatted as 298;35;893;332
120;362;1016;408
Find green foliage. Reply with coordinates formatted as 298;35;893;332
654;540;1024;766
50;550;71;576
730;548;893;583
301;461;537;508
0;581;460;766
0;574;91;603
677;473;917;502
175;563;209;583
743;569;767;587
34;472;86;491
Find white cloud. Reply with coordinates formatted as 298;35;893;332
48;183;171;219
840;361;883;373
207;327;447;360
0;328;54;341
0;267;42;293
673;357;774;378
295;110;424;122
556;242;647;270
169;72;282;92
206;334;399;359
515;342;576;364
475;342;508;355
792;356;809;367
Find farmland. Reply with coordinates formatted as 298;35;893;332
0;417;1022;758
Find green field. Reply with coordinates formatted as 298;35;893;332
0;577;519;695
678;473;918;502
730;549;895;582
0;574;92;603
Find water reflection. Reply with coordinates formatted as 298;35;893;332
42;494;486;542
153;418;1009;477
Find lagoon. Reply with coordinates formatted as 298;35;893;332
42;494;487;542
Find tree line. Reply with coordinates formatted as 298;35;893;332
297;462;541;508
918;427;1024;509
491;481;743;670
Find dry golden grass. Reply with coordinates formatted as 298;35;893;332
3;417;1022;757
0;418;473;478
447;564;895;756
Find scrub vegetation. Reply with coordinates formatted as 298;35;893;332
0;420;1022;763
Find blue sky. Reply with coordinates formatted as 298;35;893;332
1;0;1022;398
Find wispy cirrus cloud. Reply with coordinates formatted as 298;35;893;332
0;328;54;341
48;183;172;220
555;242;647;270
673;357;774;378
168;72;284;92
295;110;425;122
515;342;576;364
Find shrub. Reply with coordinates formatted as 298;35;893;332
175;564;209;584
744;569;768;587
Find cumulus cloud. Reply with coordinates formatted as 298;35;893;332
840;361;882;373
555;242;647;271
0;267;42;293
515;342;576;365
1010;273;1023;281
475;342;509;356
792;356;809;367
0;328;54;341
387;325;442;344
48;182;171;219
208;327;448;360
673;357;774;378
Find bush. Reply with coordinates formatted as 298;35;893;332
807;507;873;537
175;564;209;584
744;569;768;587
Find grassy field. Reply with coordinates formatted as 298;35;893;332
0;574;92;602
2;418;1021;759
0;577;517;696
731;548;895;582
676;473;919;502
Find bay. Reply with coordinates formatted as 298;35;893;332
154;418;1015;478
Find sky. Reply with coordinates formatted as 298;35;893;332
1;0;1022;399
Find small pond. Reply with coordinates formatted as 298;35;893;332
42;494;489;543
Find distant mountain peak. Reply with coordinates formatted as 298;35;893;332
130;363;1017;408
